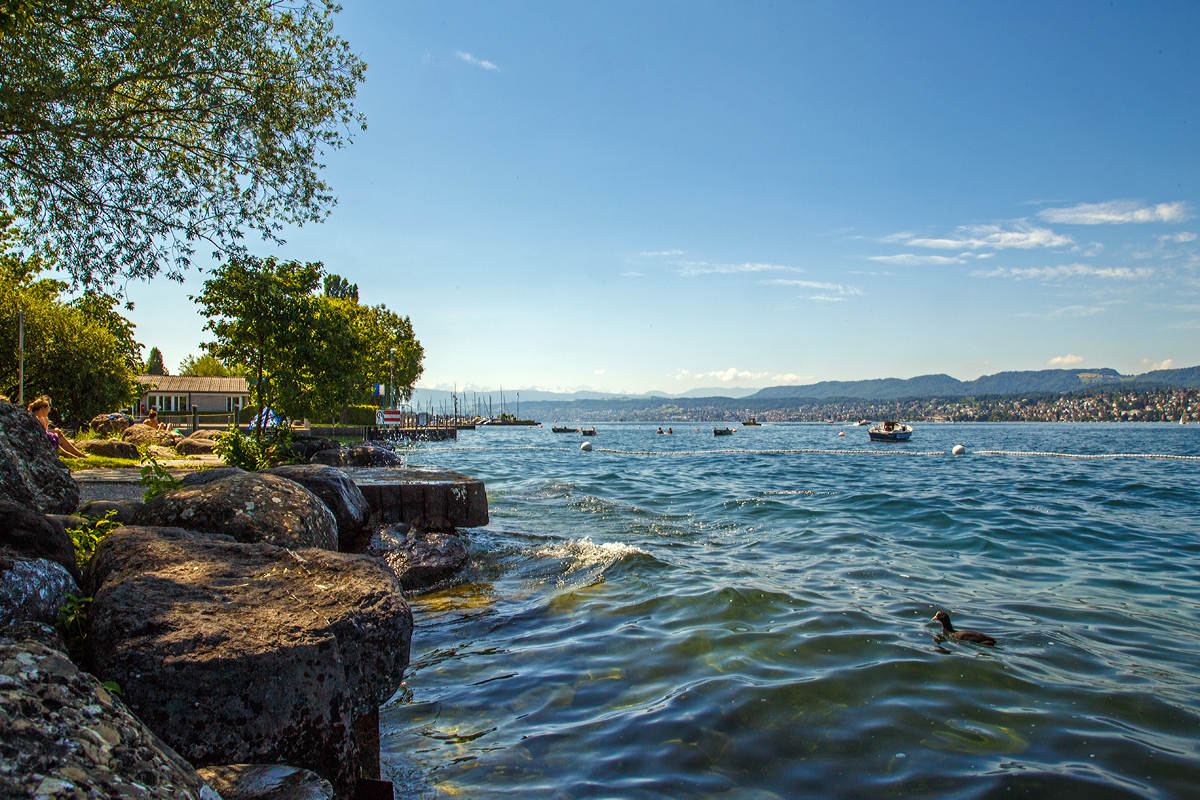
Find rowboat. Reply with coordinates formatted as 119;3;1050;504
581;428;598;436
551;426;577;433
713;427;735;436
868;421;913;442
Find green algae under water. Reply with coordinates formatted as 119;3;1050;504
379;423;1200;799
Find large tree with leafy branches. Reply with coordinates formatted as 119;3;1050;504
0;217;140;420
0;0;366;288
194;257;422;429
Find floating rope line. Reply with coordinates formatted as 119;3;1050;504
421;444;1200;461
973;450;1200;461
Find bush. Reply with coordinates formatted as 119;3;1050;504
214;422;295;469
346;404;379;425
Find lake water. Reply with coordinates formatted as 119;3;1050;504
380;422;1200;799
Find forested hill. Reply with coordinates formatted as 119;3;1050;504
747;366;1200;400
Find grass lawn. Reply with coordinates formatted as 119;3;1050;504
65;456;213;471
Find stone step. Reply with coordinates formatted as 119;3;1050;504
349;467;488;532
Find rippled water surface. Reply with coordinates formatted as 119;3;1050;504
380;423;1200;799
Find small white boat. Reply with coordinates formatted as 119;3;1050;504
868;421;913;442
853;420;871;426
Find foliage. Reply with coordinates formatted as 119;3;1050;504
214;422;294;469
0;0;367;288
346;404;379;426
72;292;143;371
140;456;180;500
194;254;423;428
144;347;166;375
0;218;140;420
66;509;120;564
179;353;241;377
56;593;91;668
323;273;358;302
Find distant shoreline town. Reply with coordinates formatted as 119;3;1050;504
515;386;1200;425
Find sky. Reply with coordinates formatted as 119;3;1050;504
126;1;1200;395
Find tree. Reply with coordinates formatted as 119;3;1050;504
144;347;166;375
0;219;140;420
0;0;366;287
179;353;240;377
194;253;423;429
323;273;358;302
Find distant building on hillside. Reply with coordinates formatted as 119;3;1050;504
135;374;250;416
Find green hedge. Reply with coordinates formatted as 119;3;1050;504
345;405;379;426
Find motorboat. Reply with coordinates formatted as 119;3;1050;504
853;420;871;426
742;418;761;426
868;421;913;442
581;428;598;436
713;427;735;436
551;426;577;433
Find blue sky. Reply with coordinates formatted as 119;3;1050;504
128;1;1199;394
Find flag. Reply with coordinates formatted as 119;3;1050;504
373;384;386;396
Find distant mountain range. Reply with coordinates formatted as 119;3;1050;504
407;366;1200;411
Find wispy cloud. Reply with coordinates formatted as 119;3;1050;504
762;278;863;296
456;51;498;70
1047;305;1105;318
619;271;644;277
594;369;605;375
975;263;1154;280
673;261;797;276
1160;231;1198;243
809;295;846;302
1139;357;1174;371
1046;354;1085;366
640;249;685;256
904;223;1074;251
1037;200;1190;225
868;253;969;266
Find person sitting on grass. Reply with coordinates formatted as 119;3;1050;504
28;396;87;459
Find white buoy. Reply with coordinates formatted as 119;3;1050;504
952;444;965;455
581;441;593;451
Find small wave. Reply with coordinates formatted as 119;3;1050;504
532;536;647;576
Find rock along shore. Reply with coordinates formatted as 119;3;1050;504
0;405;490;800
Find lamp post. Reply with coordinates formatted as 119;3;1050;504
389;347;397;411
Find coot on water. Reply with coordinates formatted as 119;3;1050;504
931;611;996;646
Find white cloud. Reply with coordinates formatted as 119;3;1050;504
809;295;845;302
456;51;498;70
1047;305;1105;318
619;271;644;277
1139;358;1174;371
975;263;1153;280
1037;200;1190;225
1160;232;1198;243
673;261;796;276
761;278;863;296
868;253;966;266
1046;354;1085;366
594;369;605;375
904;223;1074;251
768;373;812;384
640;249;685;256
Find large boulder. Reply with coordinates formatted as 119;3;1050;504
79;499;143;526
180;466;246;487
261;465;371;552
88;412;134;437
0;400;79;514
0;558;79;627
134;473;338;551
290;436;341;463
122;423;183;448
310;445;403;468
177;437;218;456
79;437;141;460
188;429;225;441
0;500;81;584
0;639;218;799
88;527;413;797
146;443;179;460
196;765;334;800
368;524;469;593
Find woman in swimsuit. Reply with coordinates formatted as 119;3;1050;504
27;396;87;458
